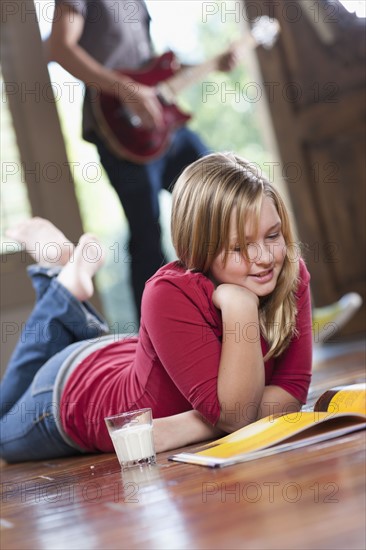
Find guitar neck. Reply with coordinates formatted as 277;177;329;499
160;36;250;100
164;55;223;98
158;18;280;101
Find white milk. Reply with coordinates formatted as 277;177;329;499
111;424;155;465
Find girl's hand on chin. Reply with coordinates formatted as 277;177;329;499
212;283;259;311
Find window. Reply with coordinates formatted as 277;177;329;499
339;0;366;17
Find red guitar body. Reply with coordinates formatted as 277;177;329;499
93;51;192;163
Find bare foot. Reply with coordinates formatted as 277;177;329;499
6;217;74;267
57;234;105;301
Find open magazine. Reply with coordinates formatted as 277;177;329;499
169;383;366;468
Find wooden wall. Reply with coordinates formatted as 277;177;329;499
244;0;365;337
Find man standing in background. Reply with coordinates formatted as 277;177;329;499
47;0;237;320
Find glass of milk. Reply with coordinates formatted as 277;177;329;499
104;408;156;469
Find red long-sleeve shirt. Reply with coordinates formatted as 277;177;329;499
60;259;312;452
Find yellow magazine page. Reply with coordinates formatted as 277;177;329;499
328;383;366;414
197;411;332;459
169;414;366;467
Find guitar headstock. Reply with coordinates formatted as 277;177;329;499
227;16;280;62
251;15;281;50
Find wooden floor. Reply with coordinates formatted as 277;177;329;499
1;340;365;550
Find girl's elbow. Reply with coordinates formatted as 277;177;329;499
216;408;258;433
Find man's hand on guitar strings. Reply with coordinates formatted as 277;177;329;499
119;80;164;130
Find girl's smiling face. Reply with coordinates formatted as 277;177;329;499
209;197;286;297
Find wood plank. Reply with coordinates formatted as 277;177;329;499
297;89;365;142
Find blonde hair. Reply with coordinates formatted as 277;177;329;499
171;152;300;360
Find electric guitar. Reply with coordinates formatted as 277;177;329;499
91;16;280;164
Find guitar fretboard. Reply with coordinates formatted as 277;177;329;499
158;16;280;100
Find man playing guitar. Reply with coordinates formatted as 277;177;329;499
47;0;238;320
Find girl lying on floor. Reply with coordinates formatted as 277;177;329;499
0;152;312;463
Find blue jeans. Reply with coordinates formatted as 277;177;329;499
0;266;109;463
93;127;209;317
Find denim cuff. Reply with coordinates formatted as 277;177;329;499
27;264;63;278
